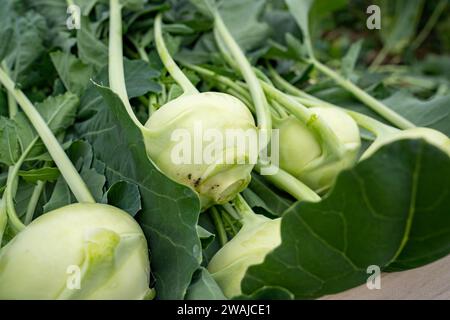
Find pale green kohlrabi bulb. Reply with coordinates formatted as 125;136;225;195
0;203;152;300
362;127;450;160
277;107;361;192
208;214;281;298
144;92;257;209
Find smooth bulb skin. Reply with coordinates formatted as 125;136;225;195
208;215;281;298
278;107;361;192
0;203;151;300
362;127;450;160
144;92;257;209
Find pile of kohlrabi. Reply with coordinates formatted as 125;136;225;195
0;0;449;300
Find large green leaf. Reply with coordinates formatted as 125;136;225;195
242;139;450;299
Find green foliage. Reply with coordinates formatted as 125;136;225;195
0;0;448;301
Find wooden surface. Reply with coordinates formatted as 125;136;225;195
322;254;450;300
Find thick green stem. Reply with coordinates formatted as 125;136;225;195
213;11;272;146
232;194;258;226
186;64;286;122
108;0;145;130
0;67;95;204
311;59;415;129
222;202;240;220
268;66;322;103
149;94;158;116
5;166;25;233
345;110;400;138
2;63;18;117
183;63;254;111
210;206;227;247
154;14;199;95
254;165;320;202
213;28;240;71
24;180;45;225
136;44;150;63
0;196;7;244
269;100;288;119
221;208;239;237
5;139;52;232
4;137;45;233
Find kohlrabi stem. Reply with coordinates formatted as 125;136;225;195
345;110;400;137
221;208;239;237
222;202;240;220
0;197;6;245
211;206;228;246
233;194;259;226
0;67;95;204
213;28;240;71
311;59;415;130
108;0;145;130
271;100;289;119
183;63;254;111
149;94;158;116
24;180;45;225
5;166;25;233
213;10;272;145
2;62;18;117
268;66;325;103
154;14;199;95
253;67;273;85
254;166;320;203
186;64;286;121
5;136;44;233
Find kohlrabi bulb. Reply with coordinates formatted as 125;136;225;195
208;214;281;298
0;203;152;300
277;107;361;192
362;127;450;160
144;92;257;209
